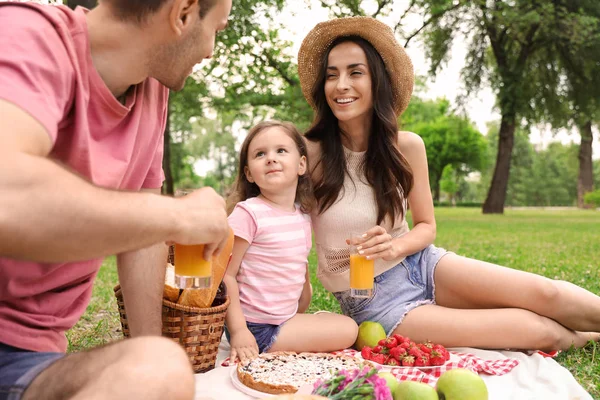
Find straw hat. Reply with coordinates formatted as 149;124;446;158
297;17;414;117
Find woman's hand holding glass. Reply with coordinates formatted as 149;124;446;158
229;328;259;362
346;226;399;261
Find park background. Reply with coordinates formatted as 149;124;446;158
27;0;600;396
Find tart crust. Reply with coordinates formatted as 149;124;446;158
236;351;371;395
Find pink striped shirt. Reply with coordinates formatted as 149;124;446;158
228;197;312;325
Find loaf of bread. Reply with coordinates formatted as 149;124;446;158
177;228;234;308
163;263;181;302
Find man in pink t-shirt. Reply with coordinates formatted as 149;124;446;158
0;0;232;399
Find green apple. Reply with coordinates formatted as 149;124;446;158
394;381;438;400
378;372;400;394
354;321;386;350
436;369;488;400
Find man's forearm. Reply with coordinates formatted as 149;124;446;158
117;243;167;337
0;152;180;262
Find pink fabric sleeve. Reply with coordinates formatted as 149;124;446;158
228;203;258;245
0;6;75;143
142;87;168;189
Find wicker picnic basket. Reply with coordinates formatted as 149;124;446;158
113;283;229;373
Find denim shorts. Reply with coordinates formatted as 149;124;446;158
0;343;64;400
333;245;449;336
225;321;284;353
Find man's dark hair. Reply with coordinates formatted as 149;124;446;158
106;0;218;22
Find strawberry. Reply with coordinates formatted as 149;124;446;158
401;355;415;367
380;346;390;355
392;334;405;343
385;357;400;366
418;341;433;354
372;345;383;354
433;344;450;361
378;339;388;346
399;341;411;349
371;353;386;365
408;346;423;358
361;346;373;360
415;354;430;367
429;350;445;366
383;336;398;349
389;346;407;360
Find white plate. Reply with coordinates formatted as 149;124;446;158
230;367;274;398
355;352;458;371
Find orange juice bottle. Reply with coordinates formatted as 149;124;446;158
349;254;374;297
174;243;212;289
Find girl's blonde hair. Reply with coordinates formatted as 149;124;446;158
227;120;314;214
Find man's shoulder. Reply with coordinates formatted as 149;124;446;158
0;2;76;32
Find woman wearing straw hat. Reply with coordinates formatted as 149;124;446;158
297;16;600;351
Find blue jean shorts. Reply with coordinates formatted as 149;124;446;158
0;343;64;400
225;321;284;353
333;245;449;336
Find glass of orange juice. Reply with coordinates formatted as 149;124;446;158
349;232;374;298
174;189;212;289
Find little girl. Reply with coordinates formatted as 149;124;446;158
224;120;358;362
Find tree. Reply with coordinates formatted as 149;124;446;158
440;165;458;205
163;0;313;193
524;0;600;208
403;97;486;201
391;0;597;213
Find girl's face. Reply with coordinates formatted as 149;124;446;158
244;127;307;194
324;41;373;124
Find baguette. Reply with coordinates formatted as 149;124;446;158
163;283;181;303
162;263;181;302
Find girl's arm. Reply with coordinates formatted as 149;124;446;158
223;236;258;361
355;131;437;261
297;266;313;313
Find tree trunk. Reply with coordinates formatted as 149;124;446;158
577;120;594;208
482;113;516;214
162;104;174;196
433;176;441;203
67;0;96;10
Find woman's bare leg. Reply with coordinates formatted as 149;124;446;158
393;304;599;351
433;254;600;332
268;313;358;353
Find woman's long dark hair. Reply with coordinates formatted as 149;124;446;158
227;120;314;214
304;36;413;225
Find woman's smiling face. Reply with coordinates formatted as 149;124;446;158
324;41;373;124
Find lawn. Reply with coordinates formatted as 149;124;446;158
66;208;600;397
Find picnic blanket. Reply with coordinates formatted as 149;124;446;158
194;336;592;400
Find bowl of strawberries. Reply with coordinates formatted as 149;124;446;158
357;334;453;370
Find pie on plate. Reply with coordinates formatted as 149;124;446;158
236;351;372;395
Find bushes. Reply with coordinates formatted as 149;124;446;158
433;201;482;208
584;190;600;208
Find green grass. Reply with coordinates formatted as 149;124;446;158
66;208;600;397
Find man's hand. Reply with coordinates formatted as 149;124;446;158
229;328;259;362
171;187;229;260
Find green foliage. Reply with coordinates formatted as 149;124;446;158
584;190;600;207
472;126;581;207
403;97;486;201
440;165;458;202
